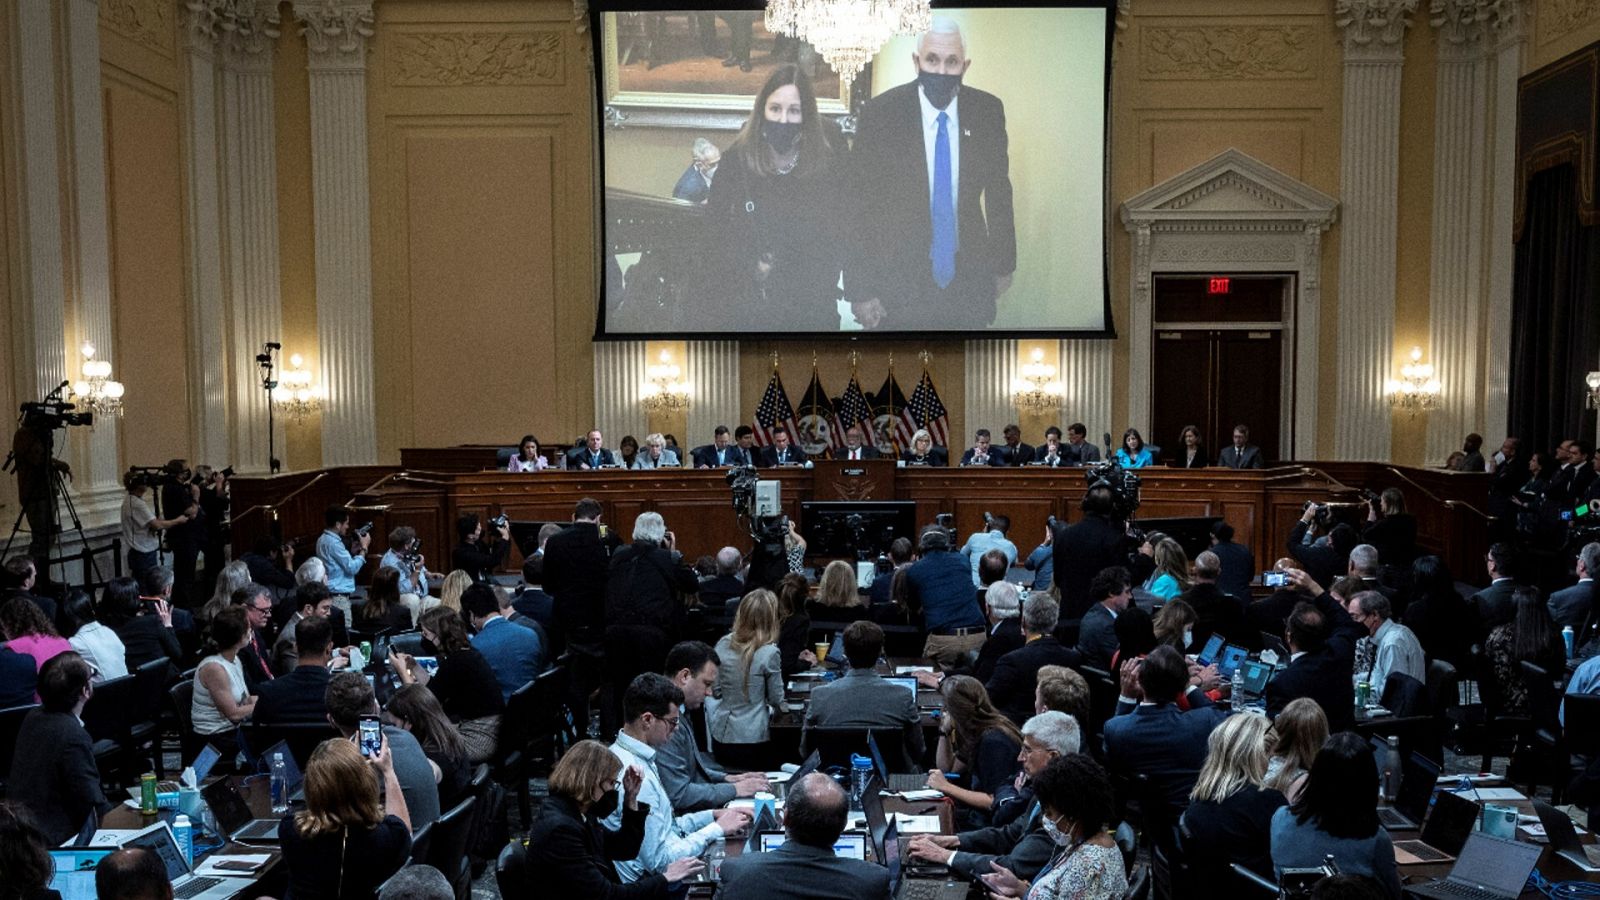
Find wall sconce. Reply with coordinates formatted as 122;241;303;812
1586;372;1600;409
1009;347;1064;412
274;353;324;422
71;342;124;418
1386;346;1440;416
641;349;691;413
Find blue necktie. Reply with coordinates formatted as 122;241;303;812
930;111;956;289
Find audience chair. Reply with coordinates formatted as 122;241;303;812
806;726;909;774
407;820;434;867
1524;661;1568;801
1113;821;1137;877
1228;862;1279;899
1359;672;1439;763
82;674;136;785
168;679;204;767
423;794;478;900
1468;647;1533;773
128;658;172;776
463;763;494;878
491;676;541;825
526;663;576;770
0;703;39;798
1122;862;1151;900
1079;665;1119;757
240;721;341;770
494;841;526;898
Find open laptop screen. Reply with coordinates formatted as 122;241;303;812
757;832;868;859
1443;833;1542;894
883;677;919;705
48;849;112;900
122;823;190;880
1216;645;1249;679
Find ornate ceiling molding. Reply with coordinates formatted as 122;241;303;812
388;31;564;86
1140;25;1315;80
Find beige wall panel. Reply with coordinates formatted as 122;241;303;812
402;130;559;446
1144;120;1311;185
607;127;710;199
277;17;324;471
0;0;15;516
103;78;193;465
1388;23;1438;467
97;0;180;94
1529;1;1600;72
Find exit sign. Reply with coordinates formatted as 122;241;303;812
1207;277;1231;294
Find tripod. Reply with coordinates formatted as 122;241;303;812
257;342;282;474
3;427;101;588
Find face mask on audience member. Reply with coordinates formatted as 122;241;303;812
1041;813;1073;847
917;70;961;109
420;636;439;656
1183;629;1193;649
591;786;619;819
761;120;801;154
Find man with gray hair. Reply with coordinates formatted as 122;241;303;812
377;864;453;900
985;593;1080;725
1178;549;1246;650
1346;542;1401;612
1347;589;1425;695
904;711;1079;881
1549;542;1599;628
603;511;699;731
672;137;720;205
847;16;1015;331
697;546;746;609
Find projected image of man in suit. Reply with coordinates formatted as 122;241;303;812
848;18;1016;331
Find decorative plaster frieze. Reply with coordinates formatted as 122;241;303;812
1141;25;1314;80
389;31;563;86
1542;0;1599;41
101;0;176;56
1152;241;1299;263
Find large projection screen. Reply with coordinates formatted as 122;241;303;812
595;3;1112;338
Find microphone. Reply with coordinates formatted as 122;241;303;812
264;341;281;351
1103;432;1113;457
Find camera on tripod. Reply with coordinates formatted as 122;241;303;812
125;465;185;490
21;400;92;430
1084;460;1142;519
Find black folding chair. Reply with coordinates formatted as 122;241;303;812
423;795;478;900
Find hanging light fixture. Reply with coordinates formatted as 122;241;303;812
1009;347;1064;412
765;0;931;88
641;349;692;413
1385;346;1440;416
274;353;324;422
71;342;124;418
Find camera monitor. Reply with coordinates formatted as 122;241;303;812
800;501;918;559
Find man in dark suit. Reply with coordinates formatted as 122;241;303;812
1073;567;1129;671
253;615;337;725
1208;521;1254;603
1181;551;1249;650
959;429;1003;467
1053;487;1128;619
998;425;1034;467
691;425;748;469
233;584;278;692
968;559;1025;683
1487;436;1528;525
716;772;891;900
1469;542;1521;633
1216;425;1264;469
1103;646;1227;815
1059;423;1102;466
1;555;56;626
836;425;880;461
1549;542;1599;628
846;18;1015;331
543;497;616;727
759;428;808;467
696;547;746;610
1360;488;1418;570
1286;507;1356;590
987;593;1080;725
8;652;109;844
803;620;924;768
670;138;719;205
566;429;618;470
1263;569;1366;733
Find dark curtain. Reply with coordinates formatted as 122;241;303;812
1508;163;1600;455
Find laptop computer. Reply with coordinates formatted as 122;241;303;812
869;732;928;793
47;848;113;900
154;743;222;794
1402;832;1543;900
1235;659;1278;697
1196;634;1226;666
883;676;920;706
1391;789;1485;865
1376;750;1440;831
826;634;847;667
1532;798;1600;872
743;801;782;855
883;818;968;900
756;831;869;859
861;772;889;856
120;820;255;900
259;739;307;803
201;779;283;842
1215;644;1250;680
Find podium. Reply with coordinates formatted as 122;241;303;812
808;458;897;502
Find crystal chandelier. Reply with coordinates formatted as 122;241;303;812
641;349;691;413
72;342;124;418
1386;346;1440;416
274;353;324;422
1586;371;1600;409
1010;348;1064;412
766;0;931;88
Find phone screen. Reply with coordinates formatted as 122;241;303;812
1263;571;1288;587
358;717;382;758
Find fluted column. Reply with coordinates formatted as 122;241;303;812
1333;0;1416;461
180;1;232;467
685;342;742;443
220;3;284;473
1482;1;1525;445
1126;224;1153;435
964;340;1018;442
12;0;69;400
593;341;649;446
1059;339;1114;443
1424;0;1492;463
296;0;378;466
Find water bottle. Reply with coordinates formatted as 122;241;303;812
705;838;726;881
849;754;873;812
1563;625;1575;659
1230;669;1244;711
173;814;194;867
1381;736;1402;802
271;752;290;814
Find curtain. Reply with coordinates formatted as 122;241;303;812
1507;164;1600;456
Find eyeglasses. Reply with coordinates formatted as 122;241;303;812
250;603;272;614
656;714;681;731
1021;742;1056;757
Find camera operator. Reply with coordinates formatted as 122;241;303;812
157;459;205;608
1053;486;1128;620
1361;487;1416;570
194;465;232;594
378;526;432;602
10;407;72;577
239;535;296;598
315;506;368;612
451;513;509;583
1288;504;1357;589
120;471;190;580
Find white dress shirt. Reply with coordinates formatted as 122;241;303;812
918;86;960;223
604;730;721;882
1354;618;1426;695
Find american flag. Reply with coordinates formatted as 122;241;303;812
907;370;951;447
832;375;874;453
751;370;798;447
872;372;915;452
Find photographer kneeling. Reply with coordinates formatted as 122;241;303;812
120;471;191;580
451;513;508;584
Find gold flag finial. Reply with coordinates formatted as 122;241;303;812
919;349;932;368
770;350;779;372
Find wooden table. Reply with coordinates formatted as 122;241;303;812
101;775;284;898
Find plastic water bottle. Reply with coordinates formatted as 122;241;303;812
173;814;194;867
1381;737;1402;802
705;838;726;881
270;752;290;814
1230;669;1244;711
1563;625;1576;659
849;754;873;812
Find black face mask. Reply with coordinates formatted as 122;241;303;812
762;120;801;155
590;787;620;819
918;70;961;109
419;637;439;656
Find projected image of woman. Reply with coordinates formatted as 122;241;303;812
703;64;844;331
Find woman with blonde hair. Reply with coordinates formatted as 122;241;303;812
1152;599;1197;653
927;675;1022;826
901;428;947;466
430;569;472;618
807;559;865;622
1142;538;1190;600
1180;713;1287;895
709;589;784;771
198;559;251;627
1265;697;1329;801
525;739;703;896
280;737;411;897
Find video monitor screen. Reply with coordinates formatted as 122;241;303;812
593;2;1113;337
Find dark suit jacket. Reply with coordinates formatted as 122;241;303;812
950;798;1054;880
1074;604;1119;671
0;646;37;708
524;794;664;900
1549;581;1595;629
1217;445;1264;469
1211;539;1255;604
543;522;615;647
251;664;332;725
1263;590;1365;733
986;636;1081;726
8;709;110;844
1172;449;1210;468
998;443;1034;467
900;447;949;467
1054;515;1127;619
1181;582;1249;650
959;448;1003;467
972;618;1026;684
2;590;56;629
1286;521;1345;589
691;444;751;468
848;81;1015;325
717;840;891;900
696;573;746;609
1060;442;1101;466
835;445;880;461
566;447;619;469
1361;514;1417;567
759;444;809;467
1469;580;1519;633
1103;700;1229;813
113;615;182;672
